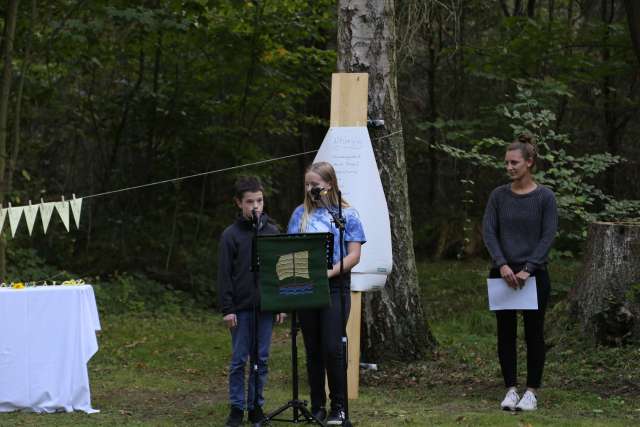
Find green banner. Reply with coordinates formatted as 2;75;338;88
257;233;331;312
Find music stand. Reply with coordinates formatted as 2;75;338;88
256;233;333;425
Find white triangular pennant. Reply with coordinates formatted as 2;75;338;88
23;202;39;236
8;205;25;237
0;208;6;234
70;197;82;229
54;200;70;232
40;201;55;234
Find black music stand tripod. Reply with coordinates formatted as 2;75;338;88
263;309;323;426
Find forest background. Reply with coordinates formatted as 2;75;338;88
1;0;639;318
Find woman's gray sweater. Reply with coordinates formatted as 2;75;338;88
482;184;558;273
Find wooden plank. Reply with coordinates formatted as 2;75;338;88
347;291;362;399
330;73;369;127
328;72;368;400
324;291;362;400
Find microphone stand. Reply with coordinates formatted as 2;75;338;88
250;209;262;427
315;191;352;427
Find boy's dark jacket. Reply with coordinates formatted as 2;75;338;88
217;213;279;316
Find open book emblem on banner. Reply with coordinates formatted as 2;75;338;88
275;251;313;295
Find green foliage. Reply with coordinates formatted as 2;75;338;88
432;80;640;242
93;272;199;316
5;247;63;282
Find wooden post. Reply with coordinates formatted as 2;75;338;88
329;72;368;399
330;73;368;127
346;291;362;399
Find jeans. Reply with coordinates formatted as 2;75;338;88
298;281;351;411
490;267;551;389
229;309;274;410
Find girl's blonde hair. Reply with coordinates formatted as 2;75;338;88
300;162;350;232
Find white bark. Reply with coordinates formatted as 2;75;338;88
337;0;436;360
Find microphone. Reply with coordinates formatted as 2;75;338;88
251;207;259;225
309;186;327;200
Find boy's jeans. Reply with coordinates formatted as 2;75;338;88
229;309;274;410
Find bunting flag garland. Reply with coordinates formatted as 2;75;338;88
54;200;70;232
0;208;6;234
8;205;25;237
0;199;76;236
70;196;82;229
23;202;39;236
0;149;325;237
40;201;55;234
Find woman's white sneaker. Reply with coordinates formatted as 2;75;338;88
515;390;538;411
500;389;519;411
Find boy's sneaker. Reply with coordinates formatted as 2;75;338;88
500;389;519;411
248;405;265;425
326;408;346;425
225;406;244;427
515;390;537;411
311;407;327;422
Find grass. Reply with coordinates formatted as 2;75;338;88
3;260;640;426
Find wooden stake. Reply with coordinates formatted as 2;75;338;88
331;72;368;399
346;291;362;399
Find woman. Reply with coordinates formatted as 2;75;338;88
482;134;558;412
287;162;366;425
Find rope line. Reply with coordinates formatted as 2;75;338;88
83;149;319;200
81;130;402;200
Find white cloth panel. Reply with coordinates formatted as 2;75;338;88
8;206;24;237
314;126;393;291
23;203;39;235
39;202;55;234
0;285;101;413
0;208;6;234
54;201;70;232
70;198;83;229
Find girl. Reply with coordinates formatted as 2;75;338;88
482;134;558;412
287;162;366;425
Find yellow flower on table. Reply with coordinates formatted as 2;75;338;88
11;282;25;289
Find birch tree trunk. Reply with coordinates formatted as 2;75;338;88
337;0;436;360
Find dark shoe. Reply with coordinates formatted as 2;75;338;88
248;405;265;424
311;407;327;422
326;408;346;425
225;406;244;427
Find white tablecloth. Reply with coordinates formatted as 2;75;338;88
0;285;101;413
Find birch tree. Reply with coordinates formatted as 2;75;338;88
337;0;436;360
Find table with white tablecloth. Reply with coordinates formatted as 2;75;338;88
0;285;101;414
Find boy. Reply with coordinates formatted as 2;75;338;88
217;176;285;427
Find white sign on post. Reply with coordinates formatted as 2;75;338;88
314;126;393;291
